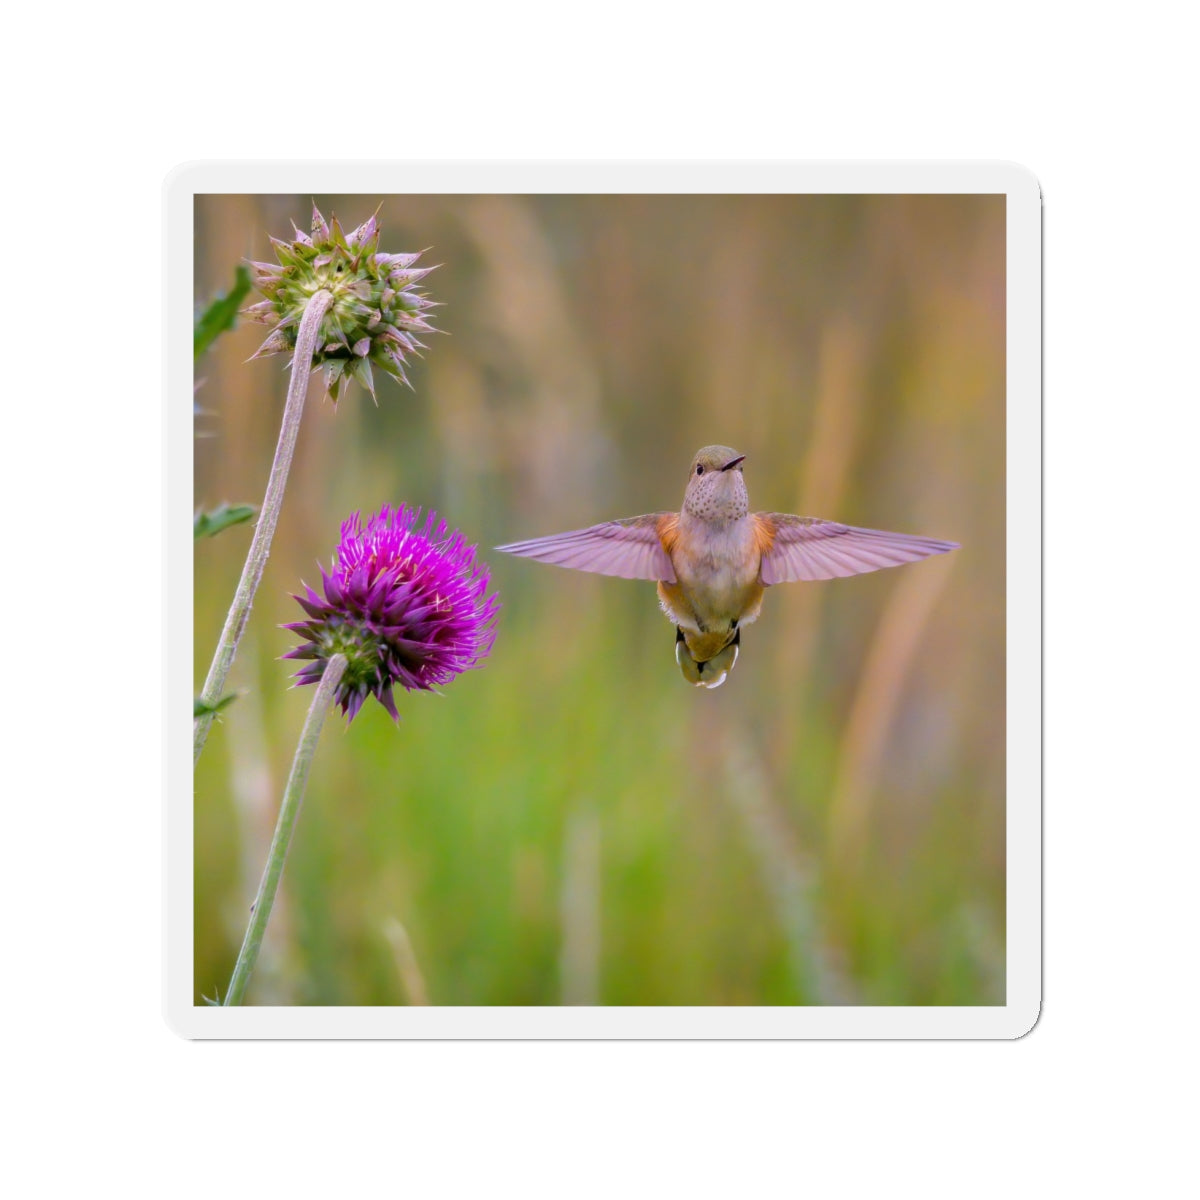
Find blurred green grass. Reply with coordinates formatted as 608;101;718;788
193;192;1005;1006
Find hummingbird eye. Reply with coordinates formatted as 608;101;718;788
695;464;705;475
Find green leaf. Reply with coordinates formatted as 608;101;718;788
194;693;239;718
194;503;255;540
194;265;252;361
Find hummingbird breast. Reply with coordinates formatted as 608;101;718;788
657;513;764;659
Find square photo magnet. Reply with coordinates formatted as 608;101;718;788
168;162;1041;1038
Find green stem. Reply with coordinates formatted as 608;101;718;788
224;653;347;1006
194;289;334;765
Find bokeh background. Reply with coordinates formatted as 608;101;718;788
193;192;1005;1006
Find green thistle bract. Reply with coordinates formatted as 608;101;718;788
243;204;438;404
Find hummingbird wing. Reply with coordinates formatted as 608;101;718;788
756;513;959;584
496;513;678;582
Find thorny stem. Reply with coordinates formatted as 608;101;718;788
223;654;346;1006
194;290;334;764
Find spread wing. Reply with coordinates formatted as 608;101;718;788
496;513;677;582
757;513;958;585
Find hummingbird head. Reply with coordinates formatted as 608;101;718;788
682;445;749;522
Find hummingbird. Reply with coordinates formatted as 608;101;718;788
497;445;959;689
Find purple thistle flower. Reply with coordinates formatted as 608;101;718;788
283;505;500;722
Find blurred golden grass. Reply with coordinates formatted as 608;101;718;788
193;192;1005;1005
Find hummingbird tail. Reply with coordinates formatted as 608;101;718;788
675;627;740;690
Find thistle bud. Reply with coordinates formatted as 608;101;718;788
243;204;438;404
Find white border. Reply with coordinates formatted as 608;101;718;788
167;162;1041;1039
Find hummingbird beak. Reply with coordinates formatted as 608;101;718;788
721;454;746;471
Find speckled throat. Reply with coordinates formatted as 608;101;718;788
682;445;750;522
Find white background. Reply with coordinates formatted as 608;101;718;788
2;2;1194;1196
